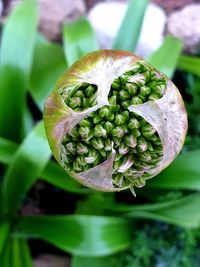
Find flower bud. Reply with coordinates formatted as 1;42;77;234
44;50;187;193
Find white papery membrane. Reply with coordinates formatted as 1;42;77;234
44;51;188;192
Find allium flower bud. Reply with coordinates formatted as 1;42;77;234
44;50;188;193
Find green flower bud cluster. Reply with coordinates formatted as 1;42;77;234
63;83;98;111
61;62;166;188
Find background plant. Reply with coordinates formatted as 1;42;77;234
0;0;200;266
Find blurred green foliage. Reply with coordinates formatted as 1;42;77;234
0;0;200;266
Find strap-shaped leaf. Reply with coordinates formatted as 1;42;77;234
0;137;89;194
0;138;18;164
0;220;10;255
11;238;33;267
0;238;32;267
2;121;51;216
0;0;38;142
148;35;183;78
29;35;67;111
112;0;149;51
71;255;121;267
63;17;99;66
17;215;133;256
177;55;200;77
125;193;200;228
147;149;200;190
42;161;90;194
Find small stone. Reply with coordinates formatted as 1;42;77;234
34;254;70;267
167;4;200;53
4;0;86;40
88;2;166;57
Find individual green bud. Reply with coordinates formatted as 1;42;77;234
115;151;123;161
115;114;127;125
139;151;152;162
67;86;79;97
98;106;110;118
78;126;90;139
134;177;146;188
108;95;117;106
105;112;115;122
112;126;125;138
76;155;87;166
128;73;146;86
77;143;88;155
79;118;92;128
137;138;148;152
82;98;89;108
120;74;128;84
141;124;156;138
113;173;124;187
69;97;81;109
85;85;96;97
104;139;112;151
74;90;85;99
99;149;107;157
119;143;129;155
149;92;162;101
128;118;140;129
118;155;135;172
91;138;104;149
112;78;121;89
155;84;165;95
65;142;76;154
125;135;137;148
126;83;138;95
88;92;97;106
94;125;107;138
119;89;130;100
140;86;151;95
62;134;72;144
73;161;83;172
131;129;141;138
85;148;99;164
93;115;103;124
121;100;131;109
104;121;114;134
131;96;143;105
109;104;120;113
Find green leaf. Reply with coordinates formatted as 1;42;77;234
42;161;90;194
147;150;200;190
11;238;33;267
2;121;51;216
0;0;38;141
63;17;99;66
0;138;18;165
112;0;149;51
125;193;200;228
177;55;200;77
29;35;67;111
0;238;33;267
72;255;122;267
0;237;12;267
148;35;183;78
0;137;89;194
17;215;133;256
0;220;10;255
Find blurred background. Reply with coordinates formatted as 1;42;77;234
0;0;200;266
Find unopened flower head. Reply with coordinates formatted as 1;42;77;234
44;50;188;193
